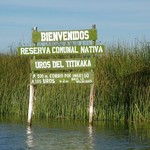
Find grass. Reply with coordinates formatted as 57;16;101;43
0;41;150;122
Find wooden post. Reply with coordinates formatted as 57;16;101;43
89;24;96;124
27;27;37;126
28;84;34;126
89;83;94;124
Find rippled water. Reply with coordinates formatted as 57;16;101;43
0;117;150;150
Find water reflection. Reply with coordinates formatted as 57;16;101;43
26;126;34;148
0;117;150;149
88;124;94;150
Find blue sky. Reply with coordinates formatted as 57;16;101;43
0;0;150;52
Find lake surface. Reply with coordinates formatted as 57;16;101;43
0;117;150;150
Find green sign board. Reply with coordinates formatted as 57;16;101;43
31;58;96;71
18;45;104;56
30;71;94;84
32;29;97;43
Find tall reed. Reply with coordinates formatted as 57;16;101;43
0;41;149;122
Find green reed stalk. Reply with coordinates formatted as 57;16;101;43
0;41;149;122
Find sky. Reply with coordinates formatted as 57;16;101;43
0;0;150;52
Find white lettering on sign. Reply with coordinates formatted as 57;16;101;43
20;47;51;55
52;61;64;68
52;46;78;54
41;30;89;42
66;60;92;68
76;80;93;83
64;73;71;78
49;74;64;78
30;72;94;84
19;45;104;55
81;46;103;53
43;79;55;84
72;73;83;78
33;59;94;70
35;61;51;69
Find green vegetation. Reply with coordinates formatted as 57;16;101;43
0;41;150;122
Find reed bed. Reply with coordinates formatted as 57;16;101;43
0;41;149;122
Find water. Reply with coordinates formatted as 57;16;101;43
0;118;150;150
